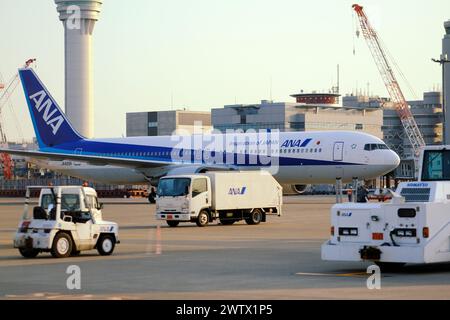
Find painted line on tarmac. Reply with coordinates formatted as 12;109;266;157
296;272;368;278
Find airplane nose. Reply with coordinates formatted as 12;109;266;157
387;150;400;168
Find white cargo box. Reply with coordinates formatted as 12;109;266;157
204;171;283;211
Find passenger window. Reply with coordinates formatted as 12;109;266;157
192;179;207;197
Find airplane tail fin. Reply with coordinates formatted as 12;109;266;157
18;68;84;148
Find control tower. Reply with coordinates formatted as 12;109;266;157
55;0;103;138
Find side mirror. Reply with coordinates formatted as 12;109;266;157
185;186;190;195
97;203;104;210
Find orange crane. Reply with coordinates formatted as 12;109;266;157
0;58;36;179
352;4;425;159
0;77;14;179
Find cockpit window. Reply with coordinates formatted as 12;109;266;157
364;143;389;151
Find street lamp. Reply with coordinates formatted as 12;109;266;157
432;54;450;144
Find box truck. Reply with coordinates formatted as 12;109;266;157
156;171;282;227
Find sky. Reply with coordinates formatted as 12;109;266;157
0;0;449;141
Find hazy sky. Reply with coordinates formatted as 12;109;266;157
1;0;449;141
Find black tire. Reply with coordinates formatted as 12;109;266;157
97;234;115;256
51;232;73;258
220;219;235;225
196;210;209;227
374;261;406;272
245;209;263;225
19;248;39;258
71;250;81;257
167;220;179;227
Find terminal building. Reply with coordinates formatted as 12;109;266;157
126;110;212;137
212;92;383;139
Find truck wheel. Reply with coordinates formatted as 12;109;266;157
19;248;39;258
245;209;263;225
167;220;179;227
196;210;209;227
51;232;73;258
97;235;116;256
374;261;406;272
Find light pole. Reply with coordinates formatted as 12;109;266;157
432;54;450;144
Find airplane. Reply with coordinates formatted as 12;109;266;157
1;68;400;199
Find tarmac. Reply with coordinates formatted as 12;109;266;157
1;195;450;300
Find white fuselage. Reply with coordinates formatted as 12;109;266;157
30;131;400;185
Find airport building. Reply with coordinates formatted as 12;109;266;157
212;93;383;139
126;110;212;137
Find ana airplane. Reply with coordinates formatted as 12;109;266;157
1;68;400;196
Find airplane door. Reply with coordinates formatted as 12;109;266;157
333;142;344;161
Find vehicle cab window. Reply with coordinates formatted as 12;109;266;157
192;178;207;197
61;194;80;212
41;194;55;210
85;195;99;210
157;178;191;197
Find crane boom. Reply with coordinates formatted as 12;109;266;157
0;75;17;180
352;4;425;158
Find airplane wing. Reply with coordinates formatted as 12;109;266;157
0;148;237;171
0;148;173;168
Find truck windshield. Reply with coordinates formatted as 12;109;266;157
421;150;450;181
41;194;80;211
157;178;191;197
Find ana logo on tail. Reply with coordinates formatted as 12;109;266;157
29;90;64;135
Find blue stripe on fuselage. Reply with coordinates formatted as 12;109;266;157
40;139;362;167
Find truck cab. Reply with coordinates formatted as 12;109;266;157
14;186;119;258
156;175;212;227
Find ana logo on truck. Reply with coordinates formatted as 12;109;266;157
229;187;247;195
